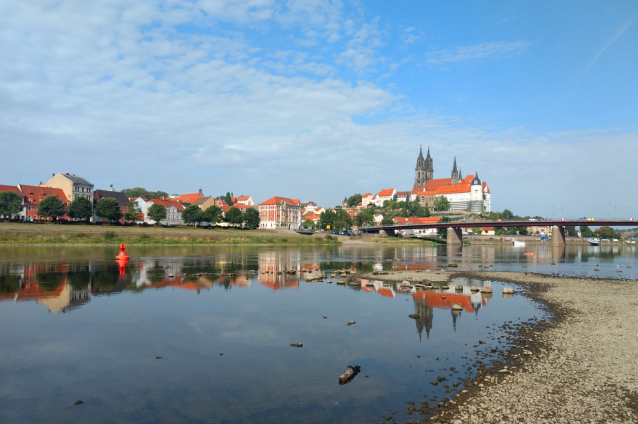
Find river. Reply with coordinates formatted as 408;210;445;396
0;243;635;423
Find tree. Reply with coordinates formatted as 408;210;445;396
124;202;143;222
68;196;93;221
0;191;22;218
595;226;620;240
565;226;578;237
203;205;222;225
224;207;243;226
354;211;374;226
123;187;168;200
243;208;260;230
39;195;66;221
437;216;451;237
147;203;167;225
517;226;528;236
501;209;514;220
224;192;233;206
435;196;450;211
346;194;362;207
182;205;203;226
580;226;594;237
302;219;315;229
95;198;122;223
381;216;394;226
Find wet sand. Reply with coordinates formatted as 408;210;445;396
360;270;638;423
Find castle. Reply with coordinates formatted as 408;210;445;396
413;147;491;213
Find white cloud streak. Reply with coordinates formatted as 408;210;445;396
425;41;529;64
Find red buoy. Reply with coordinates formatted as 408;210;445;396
116;243;129;261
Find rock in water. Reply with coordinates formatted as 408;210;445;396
347;320;356;326
74;400;84;406
400;280;411;288
451;303;463;311
409;314;420;319
480;286;493;293
290;343;303;348
455;285;463;291
470;286;479;292
502;287;514;294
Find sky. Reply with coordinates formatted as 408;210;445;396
1;0;637;218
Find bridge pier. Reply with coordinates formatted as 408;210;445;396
446;227;463;246
550;225;566;247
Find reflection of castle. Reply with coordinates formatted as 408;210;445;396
413;299;433;340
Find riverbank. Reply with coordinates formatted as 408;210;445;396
0;223;340;245
371;270;638;423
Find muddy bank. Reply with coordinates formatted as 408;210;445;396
387;270;638;423
357;269;451;283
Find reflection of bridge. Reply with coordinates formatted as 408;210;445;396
361;220;636;246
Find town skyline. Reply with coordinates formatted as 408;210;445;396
1;1;637;217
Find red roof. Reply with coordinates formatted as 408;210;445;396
19;185;68;204
0;185;24;197
177;193;203;203
377;189;395;197
259;196;300;206
362;193;372;197
396;191;410;197
149;198;185;211
236;195;251;202
482;182;490;194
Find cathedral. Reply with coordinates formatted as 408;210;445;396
412;147;491;213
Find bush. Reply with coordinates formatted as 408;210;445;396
103;231;116;241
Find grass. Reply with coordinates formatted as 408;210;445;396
0;222;341;246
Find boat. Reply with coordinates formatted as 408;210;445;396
589;238;600;246
512;239;525;247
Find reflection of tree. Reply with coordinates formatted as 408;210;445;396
146;267;168;284
413;298;433;341
66;271;91;291
35;272;64;291
93;270;119;290
0;274;20;293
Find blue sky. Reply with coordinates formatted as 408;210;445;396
1;0;637;217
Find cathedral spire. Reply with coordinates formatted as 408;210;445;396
451;156;459;184
452;157;457;173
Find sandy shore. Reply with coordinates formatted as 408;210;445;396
358;270;638;423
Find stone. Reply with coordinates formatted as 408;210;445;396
451;303;463;311
400;280;411;287
455;285;464;291
290;343;303;348
480;286;493;293
502;287;514;294
431;381;439;386
470;286;479;292
347;320;356;326
74;400;84;406
409;314;420;319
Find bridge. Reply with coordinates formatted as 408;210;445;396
360;219;636;247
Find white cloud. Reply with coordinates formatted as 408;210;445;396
425;41;529;64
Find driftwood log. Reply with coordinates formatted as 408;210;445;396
338;365;361;385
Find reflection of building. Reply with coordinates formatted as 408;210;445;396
413;298;433;340
257;251;300;290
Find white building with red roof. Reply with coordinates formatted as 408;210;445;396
371;188;396;207
145;198;185;226
258;196;303;230
0;184;26;220
234;195;254;206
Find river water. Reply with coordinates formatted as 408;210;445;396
0;243;635;423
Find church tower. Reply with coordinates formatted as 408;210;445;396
451;157;459;185
414;146;434;188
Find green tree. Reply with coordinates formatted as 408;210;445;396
354;212;374;226
435;196;450;211
203;205;222;225
595;226;620;240
437;216;451;237
243;208;260;230
0;191;23;218
68;196;93;221
319;209;336;230
182;205;203;226
381;216;394;226
302;218;315;229
580;226;594;237
501;209;514;220
124;202;143;222
346;194;362;207
565;226;578;237
147;203;167;225
224;207;243;226
95;198;122;223
517;226;528;236
39;195;66;221
224;192;233;206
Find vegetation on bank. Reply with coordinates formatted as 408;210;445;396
0;223;340;245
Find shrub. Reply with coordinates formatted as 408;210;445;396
103;231;116;241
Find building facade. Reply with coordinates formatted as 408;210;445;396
40;173;94;203
258;197;303;230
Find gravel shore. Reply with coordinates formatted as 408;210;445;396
420;271;638;424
